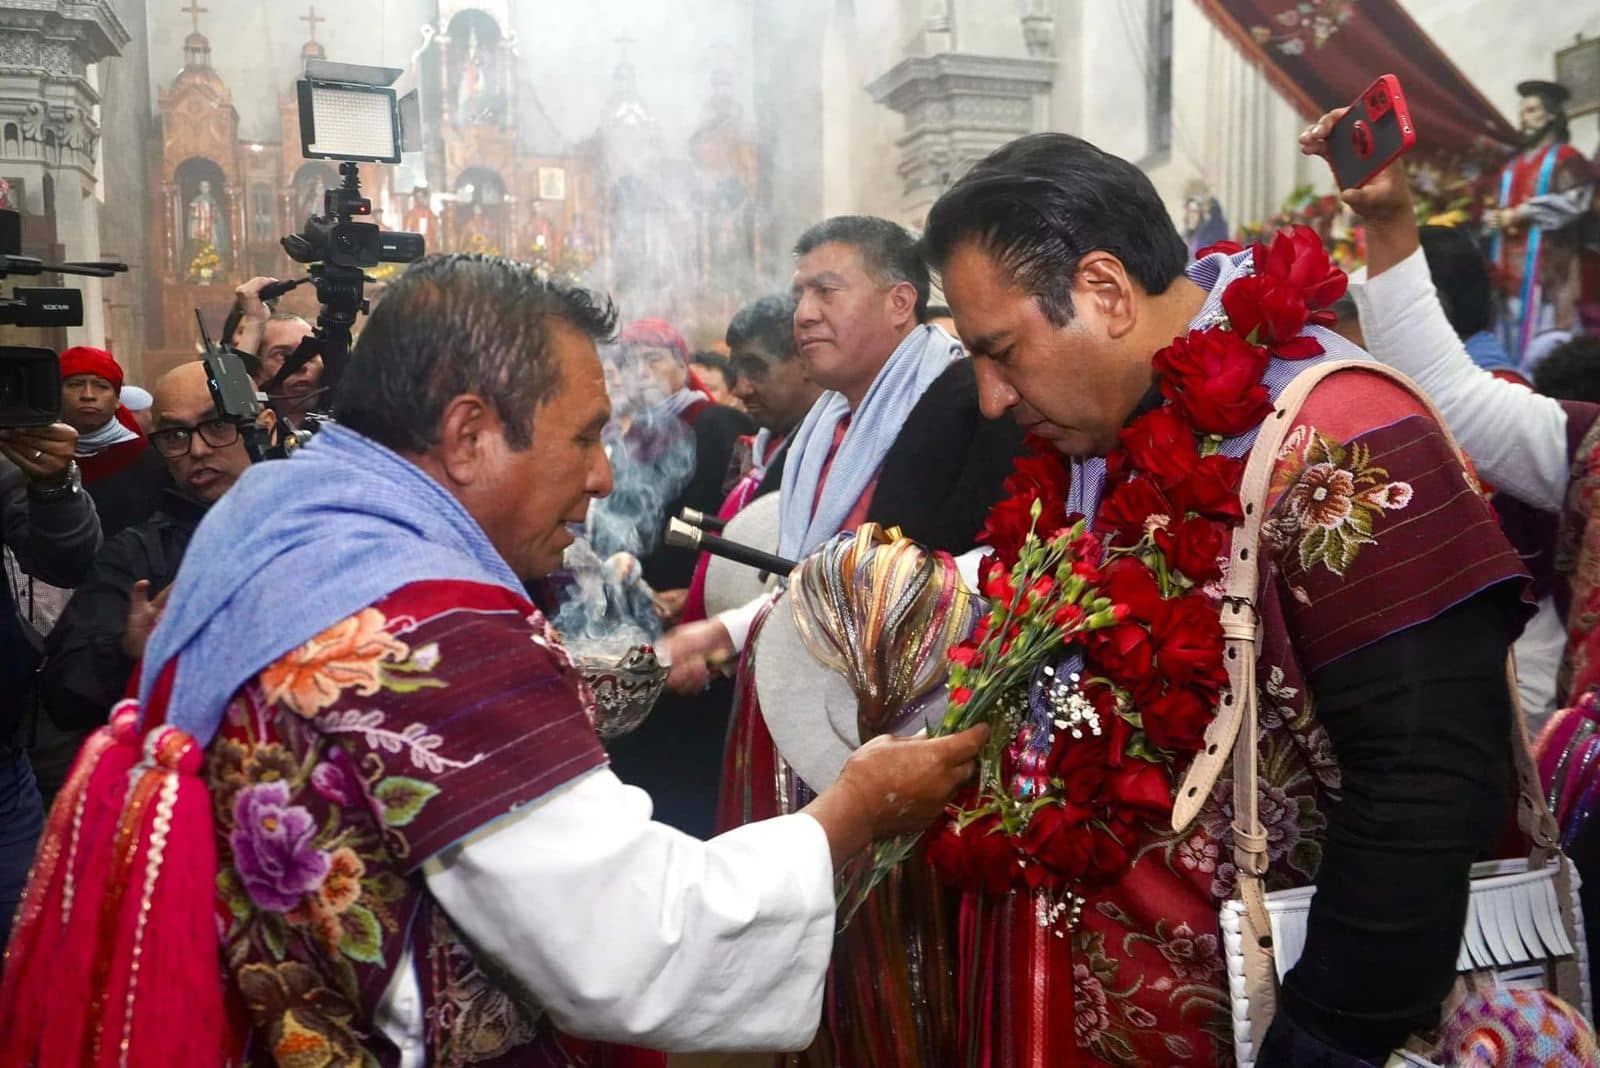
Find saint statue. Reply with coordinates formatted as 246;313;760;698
187;179;225;252
454;26;496;126
1485;79;1597;368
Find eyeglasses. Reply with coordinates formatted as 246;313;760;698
149;417;240;458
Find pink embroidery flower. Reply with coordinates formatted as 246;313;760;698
1073;963;1111;1047
1158;922;1224;982
1177;833;1219;873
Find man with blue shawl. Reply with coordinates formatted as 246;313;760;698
0;254;986;1067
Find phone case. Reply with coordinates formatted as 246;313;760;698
1327;75;1416;191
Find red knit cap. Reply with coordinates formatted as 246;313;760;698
59;346;124;391
619;318;689;368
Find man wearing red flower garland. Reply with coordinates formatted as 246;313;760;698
921;134;1531;1066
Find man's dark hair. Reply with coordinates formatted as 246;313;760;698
725;294;798;361
794;216;930;323
1533;336;1600;405
921;133;1188;326
334;254;617;453
691;350;735;387
1418;226;1495;340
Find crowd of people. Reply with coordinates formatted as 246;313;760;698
1;94;1599;1068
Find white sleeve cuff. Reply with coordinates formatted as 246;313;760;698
717;593;775;653
423;768;836;1051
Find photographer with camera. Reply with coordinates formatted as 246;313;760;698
0;418;99;947
36;362;269;804
224;276;324;431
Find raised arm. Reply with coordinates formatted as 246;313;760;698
1299;111;1571;512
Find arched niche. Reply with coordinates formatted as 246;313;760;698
453;166;508;253
289;161;339;228
174;157;229;272
446;9;506;127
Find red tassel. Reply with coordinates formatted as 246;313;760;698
88;726;227;1066
0;705;139;1067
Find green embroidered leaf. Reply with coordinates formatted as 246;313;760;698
330;956;362;1005
338;904;385;965
1298;525;1329;572
261;912;288;961
378;668;449;695
374;776;440;827
217;867;251;923
361;870;409;903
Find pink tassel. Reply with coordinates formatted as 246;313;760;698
88;726;227;1066
0;705;139;1067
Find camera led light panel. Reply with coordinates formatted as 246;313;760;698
303;84;399;163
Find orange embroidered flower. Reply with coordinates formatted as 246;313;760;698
261;609;409;718
316;847;365;914
1285;463;1356;529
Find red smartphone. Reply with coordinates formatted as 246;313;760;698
1326;74;1416;190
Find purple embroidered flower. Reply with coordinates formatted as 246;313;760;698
230;780;330;912
310;747;359;807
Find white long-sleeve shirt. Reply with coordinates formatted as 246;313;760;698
375;767;836;1062
1355;247;1571;722
1353;246;1571;512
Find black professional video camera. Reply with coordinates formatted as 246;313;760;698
203;59;425;461
0;208;127;428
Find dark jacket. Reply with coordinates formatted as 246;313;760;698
866;358;1025;550
83;445;169;540
41;489;207;731
640;402;755;591
1;454;101;743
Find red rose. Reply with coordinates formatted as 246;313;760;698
1150;592;1227;690
1117;408;1200;491
1142;684;1215;751
1097;474;1174;545
1220;273;1320;358
1100;557;1164;619
1085;622;1155;699
1168;453;1245;522
1196;239;1245;259
1029;811;1132;885
1156;330;1273;437
1152;515;1228;584
1253;224;1347;312
1108;761;1174;817
979;492;1037;566
926;814;1022;896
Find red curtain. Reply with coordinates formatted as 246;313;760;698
1195;0;1518;157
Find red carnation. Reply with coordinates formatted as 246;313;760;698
1156;330;1273;437
948;641;983;669
1117;407;1200;491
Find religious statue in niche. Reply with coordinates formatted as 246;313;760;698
291;164;336;228
187;180;225;253
449;12;504;127
524;200;558;260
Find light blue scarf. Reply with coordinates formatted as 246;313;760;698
138;422;525;745
777;324;961;559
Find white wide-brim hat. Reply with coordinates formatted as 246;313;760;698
704;492;783;617
754;590;951;793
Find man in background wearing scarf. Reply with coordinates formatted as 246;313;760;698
0;254;986;1066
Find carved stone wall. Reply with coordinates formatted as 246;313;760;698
867;52;1054;221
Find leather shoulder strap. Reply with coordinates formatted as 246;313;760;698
1171;358;1558;867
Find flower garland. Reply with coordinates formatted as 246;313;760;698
923;225;1346;909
